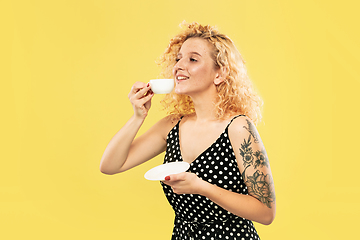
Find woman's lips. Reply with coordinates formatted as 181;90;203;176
176;75;189;82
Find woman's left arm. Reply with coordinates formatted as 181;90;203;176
163;116;276;225
226;116;276;224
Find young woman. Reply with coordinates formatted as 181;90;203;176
100;22;276;240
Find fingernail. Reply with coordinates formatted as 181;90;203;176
147;83;150;87
165;176;170;181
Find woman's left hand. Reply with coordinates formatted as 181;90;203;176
162;172;208;195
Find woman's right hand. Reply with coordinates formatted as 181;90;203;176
128;82;154;119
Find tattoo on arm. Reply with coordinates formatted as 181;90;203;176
239;135;253;168
246;170;276;208
253;149;269;169
238;120;275;208
243;119;261;143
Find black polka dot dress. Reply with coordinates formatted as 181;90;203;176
161;115;260;240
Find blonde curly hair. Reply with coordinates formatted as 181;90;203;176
157;22;263;125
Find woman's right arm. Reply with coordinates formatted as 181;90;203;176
99;82;173;175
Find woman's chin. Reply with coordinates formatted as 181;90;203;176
174;85;195;96
174;87;185;95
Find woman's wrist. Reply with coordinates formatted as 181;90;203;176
131;113;146;125
196;178;213;196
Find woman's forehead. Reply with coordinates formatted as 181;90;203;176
178;38;213;56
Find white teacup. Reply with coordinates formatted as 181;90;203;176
149;79;174;94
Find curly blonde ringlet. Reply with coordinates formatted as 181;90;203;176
157;22;263;125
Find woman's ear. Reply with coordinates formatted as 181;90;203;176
214;66;229;85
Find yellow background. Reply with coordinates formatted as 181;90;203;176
1;0;359;239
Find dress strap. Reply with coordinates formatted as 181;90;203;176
178;115;184;123
226;114;245;128
172;116;184;129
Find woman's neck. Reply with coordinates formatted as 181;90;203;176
189;90;219;122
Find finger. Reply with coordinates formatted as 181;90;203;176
145;88;154;96
130;82;147;93
162;182;179;194
129;83;146;100
172;187;179;194
164;175;174;182
129;84;151;101
136;91;154;106
161;176;175;184
134;84;152;98
164;172;185;182
161;180;173;187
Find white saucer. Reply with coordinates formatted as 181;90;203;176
144;162;190;181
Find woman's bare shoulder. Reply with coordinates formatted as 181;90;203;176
228;115;257;137
151;114;181;138
158;114;182;125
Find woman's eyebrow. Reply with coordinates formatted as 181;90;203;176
177;52;202;57
190;52;202;57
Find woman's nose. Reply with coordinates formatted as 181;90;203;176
173;59;184;73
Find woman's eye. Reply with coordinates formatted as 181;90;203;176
190;58;197;62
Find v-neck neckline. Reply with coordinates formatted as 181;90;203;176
176;116;240;165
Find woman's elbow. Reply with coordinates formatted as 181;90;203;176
263;213;275;225
100;167;112;175
261;208;276;225
99;163;119;175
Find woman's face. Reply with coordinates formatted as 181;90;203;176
172;37;221;96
